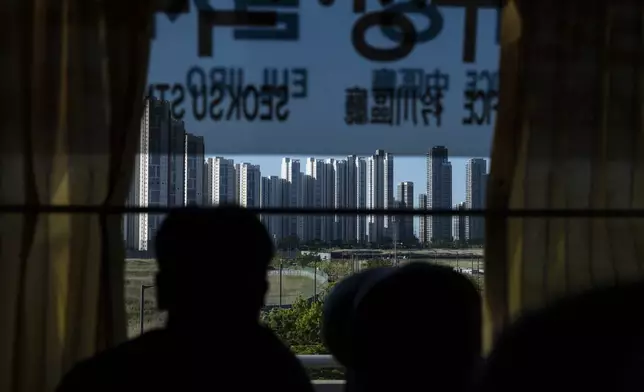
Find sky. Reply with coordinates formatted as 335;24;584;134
147;1;499;206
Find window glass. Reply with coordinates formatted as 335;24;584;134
125;0;499;381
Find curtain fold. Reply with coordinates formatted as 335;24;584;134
0;1;154;391
484;0;644;352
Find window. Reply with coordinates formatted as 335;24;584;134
128;0;499;384
149;165;160;178
150;190;161;203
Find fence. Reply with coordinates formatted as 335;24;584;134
267;267;329;286
265;268;330;307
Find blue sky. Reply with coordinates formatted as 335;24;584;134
148;1;498;206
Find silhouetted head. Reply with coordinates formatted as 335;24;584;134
154;205;274;327
322;267;396;367
480;281;644;392
354;263;481;391
323;263;481;392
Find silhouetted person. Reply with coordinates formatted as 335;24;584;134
322;267;395;369
478;281;644;392
57;206;315;392
323;262;481;392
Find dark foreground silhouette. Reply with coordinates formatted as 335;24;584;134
479;281;644;392
57;206;314;392
324;262;482;392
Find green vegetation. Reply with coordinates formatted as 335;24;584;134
124;254;483;380
260;260;396;380
318;261;352;282
364;258;394;269
260;257;484;381
261;284;344;380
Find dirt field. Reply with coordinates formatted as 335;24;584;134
123;257;482;337
265;275;317;306
124;259;320;337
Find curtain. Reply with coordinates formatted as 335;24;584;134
0;1;154;391
485;0;644;351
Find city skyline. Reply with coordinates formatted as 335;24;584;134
199;152;489;244
201;154;488;209
125;98;489;251
204;155;488;208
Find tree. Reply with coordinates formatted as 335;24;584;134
318;260;352;282
261;286;344;380
296;252;320;268
263;298;322;350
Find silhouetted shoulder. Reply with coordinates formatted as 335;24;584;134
58;326;314;392
253;325;316;392
480;281;644;392
56;330;171;392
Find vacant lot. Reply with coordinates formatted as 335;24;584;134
124;259;161;337
398;258;485;292
421;258;485;270
124;259;319;337
266;275;317;306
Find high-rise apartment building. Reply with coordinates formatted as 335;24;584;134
234;163;241;204
323;159;337;242
418;193;428;245
452;202;467;241
396;181;414;243
281;158;302;238
366;150;388;243
305;158;334;242
426;146;453;242
205;157;236;205
303;158;316;242
466;158;488;241
356;158;367;244
184;133;205;206
300;172;315;242
332;159;347;242
125;98;188;251
239;163;261;208
344;155;358;242
168;119;187;207
383;152;395;238
260;175;287;240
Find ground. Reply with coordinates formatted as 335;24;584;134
327;248;485;257
123;253;484;337
414;258;484;271
124;259;161;337
265;275;317;306
124;259;319;337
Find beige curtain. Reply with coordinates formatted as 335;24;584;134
485;0;644;351
0;1;154;391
